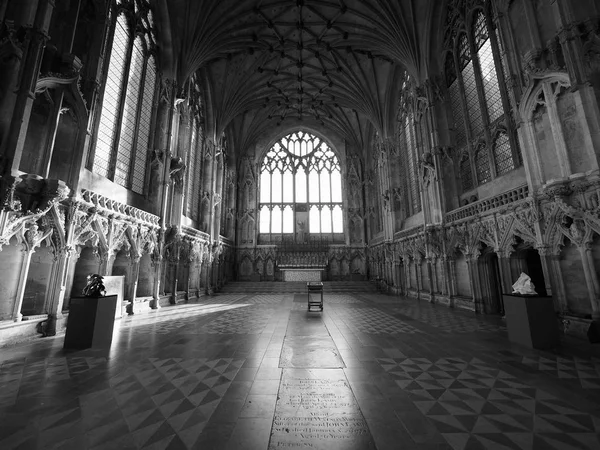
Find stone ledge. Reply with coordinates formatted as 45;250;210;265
0;314;68;348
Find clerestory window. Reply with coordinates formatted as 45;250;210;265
91;0;157;195
259;131;343;240
444;2;522;197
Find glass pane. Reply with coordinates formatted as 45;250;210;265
271;172;282;203
319;171;331;202
114;36;144;187
449;80;466;147
321;207;332;233
478;39;504;123
493;132;514;175
295;167;307;203
405;117;421;213
132;55;156;194
332;206;343;233
475;147;491;184
282;171;294;203
259;205;270;233
308;170;319;202
260;172;271;203
185;120;197;217
330;170;342;202
309;206;320;233
94;14;130;178
271;206;282;233
463;61;484;136
282;206;294;233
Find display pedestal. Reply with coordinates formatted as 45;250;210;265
503;294;559;349
64;295;118;349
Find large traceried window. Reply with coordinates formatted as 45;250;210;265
185;116;202;221
259;131;343;238
91;0;157;194
444;2;521;198
396;73;422;217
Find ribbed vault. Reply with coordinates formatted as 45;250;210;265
154;0;443;150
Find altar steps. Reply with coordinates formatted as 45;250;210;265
220;281;378;294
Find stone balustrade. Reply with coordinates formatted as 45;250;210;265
80;189;160;227
445;184;529;223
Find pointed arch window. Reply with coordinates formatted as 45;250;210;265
444;4;521;197
397;73;422;218
259;131;343;239
185;117;201;220
91;1;157;194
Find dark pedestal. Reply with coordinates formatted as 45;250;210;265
64;295;118;349
503;294;559;349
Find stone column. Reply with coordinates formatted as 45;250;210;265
426;257;435;303
12;223;52;321
448;257;458;298
150;253;162;309
128;254;141;314
496;250;513;296
12;248;34;322
465;255;478;311
415;257;422;300
45;245;76;322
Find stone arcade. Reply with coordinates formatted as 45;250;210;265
1;0;600;447
2;0;600;342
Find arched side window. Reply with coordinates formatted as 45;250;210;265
397;72;422;217
259;131;343;239
405;115;421;213
443;2;520;197
93;13;129;179
459;33;484;137
185;117;199;220
92;0;157;194
474;12;503;124
132;54;156;194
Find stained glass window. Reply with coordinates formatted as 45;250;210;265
493;132;514;176
259;131;343;238
185;119;198;218
475;144;491;184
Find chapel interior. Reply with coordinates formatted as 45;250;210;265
1;0;600;449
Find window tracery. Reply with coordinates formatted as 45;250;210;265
92;0;157;194
443;1;520;196
397;73;422;217
259;131;343;238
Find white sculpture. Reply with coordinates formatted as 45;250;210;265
512;272;537;295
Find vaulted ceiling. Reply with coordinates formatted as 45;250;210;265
154;0;446;153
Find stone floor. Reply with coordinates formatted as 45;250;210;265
1;291;600;450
